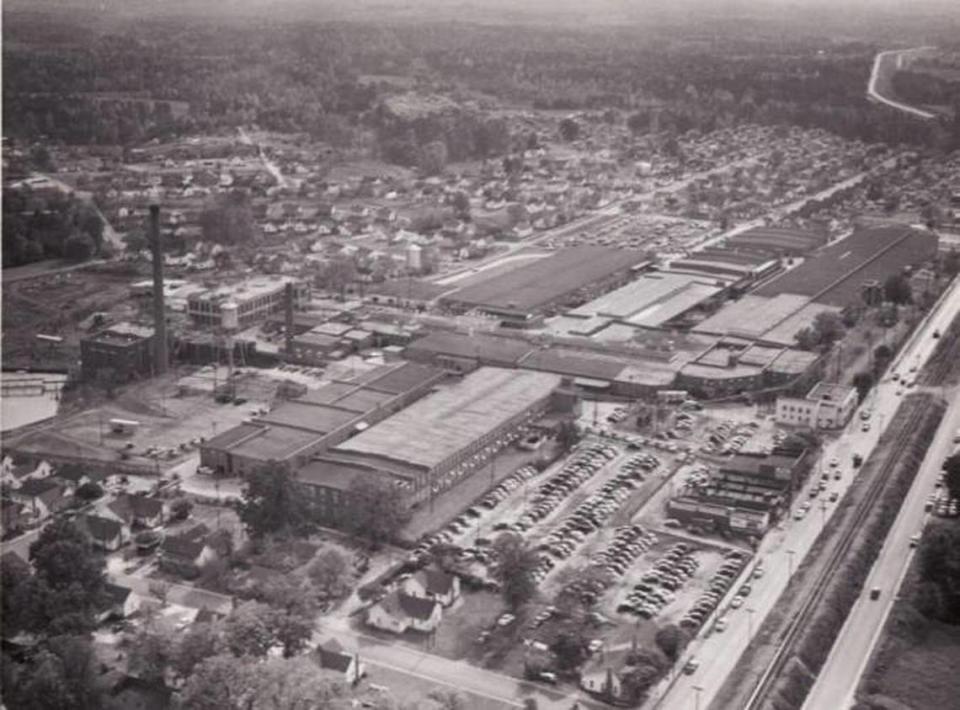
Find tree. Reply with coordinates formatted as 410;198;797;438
173;622;222;679
452;191;471;221
319;256;358;299
179;653;251;710
492;533;538;609
238;465;308;540
27;519;107;633
346;476;411;547
128;629;174;682
942;249;960;276
944;454;960;503
852;371;874;403
4;637;100;710
223;601;277;658
199;190;257;245
123;230;148;254
170;497;193;521
796;311;844;352
559;117;580;142
654;624;687;661
884;274;913;305
551;630;588;671
254;577;317;658
63;232;95;262
418;141;448;176
307;549;352;600
75;482;104;501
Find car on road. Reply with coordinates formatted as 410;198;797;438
933;330;940;339
829;457;840;468
910;533;921;548
537;671;558;685
683;658;700;674
829;491;839;502
869;587;881;600
862;422;871;432
714;617;728;632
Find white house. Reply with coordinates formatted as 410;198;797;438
97;583;140;623
402;569;461;608
776;381;857;430
366;590;442;634
0;457;54;490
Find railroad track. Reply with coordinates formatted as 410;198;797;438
919;310;960;386
744;398;931;710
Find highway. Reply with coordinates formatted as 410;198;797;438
802;386;960;710
646;272;960;710
867;48;938;120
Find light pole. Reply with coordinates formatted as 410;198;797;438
820;500;828;529
786;548;796;578
693;685;704;710
746;607;756;640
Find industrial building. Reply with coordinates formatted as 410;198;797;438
187;276;311;328
80;323;155;381
439;247;649;325
754;226;938;308
775;381;857;430
667;450;808;536
725;226;829;257
676;337;822;399
199;362;445;476
299;367;563;525
554;270;727;336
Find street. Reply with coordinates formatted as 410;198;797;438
802;386;960;708
867;48;937;120
646;272;960;710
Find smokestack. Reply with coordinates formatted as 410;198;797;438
149;203;168;375
284;281;295;354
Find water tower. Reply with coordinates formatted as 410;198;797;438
406;243;423;272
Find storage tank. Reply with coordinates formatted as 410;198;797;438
406;243;423;272
221;301;239;331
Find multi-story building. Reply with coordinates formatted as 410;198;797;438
186;277;310;329
776;381;858;430
80;323;155;381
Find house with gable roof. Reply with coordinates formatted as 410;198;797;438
106;494;165;529
8;478;71;521
366;590;442;634
402;568;461;608
78;513;130;552
316;639;366;684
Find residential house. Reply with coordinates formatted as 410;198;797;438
402;569;461;608
52;466;103;495
158;524;217;579
79;513;130;552
580;647;635;704
8;478;70;521
366;590;442;634
1;500;27;536
107;494;165;529
0;457;54;490
316;639;365;685
97;583;140;623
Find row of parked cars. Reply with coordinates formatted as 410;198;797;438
679;550;750;631
557;526;657;608
701;419;760;456
533;454;655;580
618;542;700;619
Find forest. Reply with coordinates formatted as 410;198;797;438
4;12;960;162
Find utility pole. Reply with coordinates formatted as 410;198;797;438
693;685;704;710
786;548;796;578
746;607;756;640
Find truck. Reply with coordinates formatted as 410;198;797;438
852;453;864;468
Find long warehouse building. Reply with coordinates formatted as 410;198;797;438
299;367;563;525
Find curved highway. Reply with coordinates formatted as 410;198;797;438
867;48;938;120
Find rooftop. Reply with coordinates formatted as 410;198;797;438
188;276;301;306
807;381;856;403
334;368;560;471
441;247;647;315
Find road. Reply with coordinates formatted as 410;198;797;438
238;127;296;190
315;617;601;710
867;48;938;120
647;272;960;710
802;384;960;710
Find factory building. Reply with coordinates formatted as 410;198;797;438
199;362;445;476
187;277;310;328
299;367;564;526
80;323;155;382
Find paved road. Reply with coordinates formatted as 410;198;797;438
647;272;960;710
867;48;938;120
802;385;960;710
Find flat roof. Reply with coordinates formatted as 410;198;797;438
520;348;629;382
755;227;937;307
693;294;809;340
334;367;560;470
189;276;301;306
405;331;535;366
808;382;855;402
229;425;325;461
442;247;647;314
258;402;358;434
568;272;722;327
